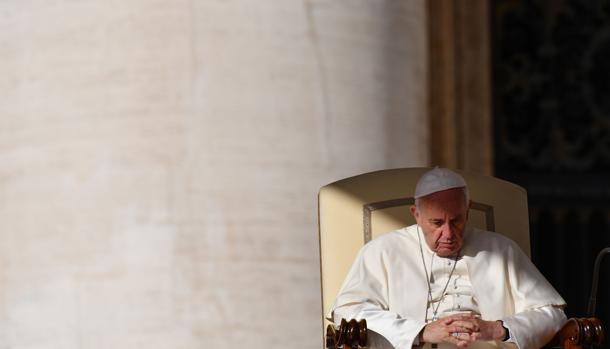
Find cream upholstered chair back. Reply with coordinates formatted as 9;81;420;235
318;168;530;340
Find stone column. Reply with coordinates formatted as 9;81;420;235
427;0;493;174
0;1;428;348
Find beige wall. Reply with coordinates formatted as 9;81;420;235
0;1;428;348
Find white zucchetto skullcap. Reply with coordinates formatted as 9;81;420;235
414;167;467;199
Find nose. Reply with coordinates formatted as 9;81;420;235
440;222;455;242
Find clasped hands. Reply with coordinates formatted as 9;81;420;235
421;313;506;348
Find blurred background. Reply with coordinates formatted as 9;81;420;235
0;0;608;348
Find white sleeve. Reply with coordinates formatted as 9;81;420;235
502;305;567;349
330;245;426;349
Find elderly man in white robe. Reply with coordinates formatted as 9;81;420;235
330;168;567;349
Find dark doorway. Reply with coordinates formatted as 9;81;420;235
491;1;610;346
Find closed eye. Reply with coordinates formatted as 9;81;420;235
450;217;464;226
430;219;444;227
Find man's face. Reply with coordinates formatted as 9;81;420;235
410;188;469;257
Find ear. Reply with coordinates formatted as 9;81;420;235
409;205;418;218
411;205;423;227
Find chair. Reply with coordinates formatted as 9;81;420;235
318;168;603;349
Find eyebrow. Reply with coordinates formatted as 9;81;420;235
428;216;463;223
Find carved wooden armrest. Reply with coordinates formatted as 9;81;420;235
547;317;604;349
326;318;367;349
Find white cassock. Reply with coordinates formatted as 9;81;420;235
329;225;567;349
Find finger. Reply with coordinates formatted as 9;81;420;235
457;337;476;348
456;333;477;345
452;339;469;349
442;318;454;325
451;320;480;332
444;336;463;347
444;334;474;348
447;313;477;322
447;321;474;333
442;316;466;325
447;324;467;334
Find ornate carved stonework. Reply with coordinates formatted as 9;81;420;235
493;0;610;173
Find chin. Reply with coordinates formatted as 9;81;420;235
436;247;459;257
